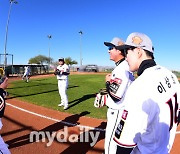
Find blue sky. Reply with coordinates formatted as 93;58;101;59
0;0;180;70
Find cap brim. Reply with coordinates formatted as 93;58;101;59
115;45;133;50
104;42;115;47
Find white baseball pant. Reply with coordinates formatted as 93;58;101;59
58;79;68;107
105;108;123;154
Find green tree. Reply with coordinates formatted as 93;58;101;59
64;57;78;66
28;55;53;64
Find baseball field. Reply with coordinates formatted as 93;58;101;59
1;73;180;154
7;73;108;119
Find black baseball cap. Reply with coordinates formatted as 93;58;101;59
58;57;64;62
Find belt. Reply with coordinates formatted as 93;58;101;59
58;79;66;80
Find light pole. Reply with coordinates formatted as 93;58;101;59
47;34;52;65
79;31;83;66
4;0;18;71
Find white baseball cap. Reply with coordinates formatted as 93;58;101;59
104;37;124;47
116;32;154;53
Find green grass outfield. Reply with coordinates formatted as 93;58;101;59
7;74;180;120
7;74;108;119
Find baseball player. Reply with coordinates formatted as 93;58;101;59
22;66;30;82
0;77;11;154
54;58;70;110
95;37;134;154
114;32;180;153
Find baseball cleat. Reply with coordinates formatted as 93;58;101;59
63;106;68;110
58;103;64;107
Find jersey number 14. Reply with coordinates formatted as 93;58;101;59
166;93;178;131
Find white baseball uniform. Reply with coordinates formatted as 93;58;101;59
22;66;30;82
105;59;134;154
56;63;70;108
0;89;11;154
114;65;180;154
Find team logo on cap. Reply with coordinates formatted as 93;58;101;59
132;36;143;45
118;41;124;46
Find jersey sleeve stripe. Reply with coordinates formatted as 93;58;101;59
113;137;137;148
109;91;121;100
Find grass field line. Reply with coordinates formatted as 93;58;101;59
6;102;105;132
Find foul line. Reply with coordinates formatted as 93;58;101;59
6;102;180;135
6;102;105;132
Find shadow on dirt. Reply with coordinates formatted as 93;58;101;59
61;121;106;154
3;111;105;154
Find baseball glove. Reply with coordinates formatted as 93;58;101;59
54;69;61;75
94;88;108;108
99;88;108;95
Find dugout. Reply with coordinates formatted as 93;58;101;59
1;64;48;77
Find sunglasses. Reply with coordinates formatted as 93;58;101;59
108;46;114;51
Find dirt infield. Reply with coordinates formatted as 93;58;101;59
3;98;105;154
1;74;180;154
2;74;106;154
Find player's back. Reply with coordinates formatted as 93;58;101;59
134;65;180;153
